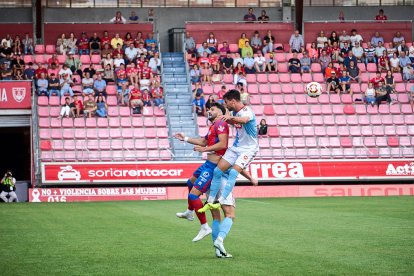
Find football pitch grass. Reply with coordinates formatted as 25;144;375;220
1;196;413;275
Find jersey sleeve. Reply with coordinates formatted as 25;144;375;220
215;121;229;135
239;107;255;121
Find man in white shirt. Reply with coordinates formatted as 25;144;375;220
375;41;386;58
232;52;244;68
124;43;138;65
339;30;351;49
350;29;363;47
82;71;94;96
254;51;266;72
352;42;364;63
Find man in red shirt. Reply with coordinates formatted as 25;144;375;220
47;54;59;67
78;32;90;55
375;9;387;21
370;71;385;89
151;81;164;108
100;31;111;46
129;83;143;114
70;95;83;118
35;63;48;79
140;61;152;80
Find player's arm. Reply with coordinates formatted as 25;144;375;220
219;114;250;125
240;169;258;186
174;133;206;147
194;133;228;153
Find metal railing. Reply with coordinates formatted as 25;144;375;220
31;83;41;187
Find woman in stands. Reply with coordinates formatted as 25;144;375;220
127;62;139;86
205;95;216;112
328;31;339;47
190;64;201;84
233;62;246;87
377;50;390;72
95;95;108;118
238;33;249;55
389;52;401;73
201;62;213;86
135;32;145;47
56;33;68;55
384;70;396;93
67;32;78;54
124;33;134;51
258;119;268;136
266;52;277;72
13;35;22;55
206;32;218;53
308;42;319;63
316;31;328;53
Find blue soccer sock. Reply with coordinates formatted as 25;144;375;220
218;217;233;240
207;167;225;203
220;168;239;200
186;179;194;211
211;219;220;242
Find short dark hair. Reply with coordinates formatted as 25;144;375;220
223;89;241;102
210;102;226;115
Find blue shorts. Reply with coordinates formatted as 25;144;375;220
192;160;217;193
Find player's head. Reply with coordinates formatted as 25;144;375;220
208;103;226;121
223;89;241;111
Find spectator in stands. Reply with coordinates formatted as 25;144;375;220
190;64;201;84
308;42;319;63
352;42;364;63
95;95;108;117
124;32;134;51
152;81;164;109
222;52;234;74
389;52;401;73
101;43;112;58
23;62;35;80
205;95;216;111
386;43;397;58
201;63;213;85
375;9;387;21
192;93;206;116
398;40;409;55
185;32;196;54
324;62;336;79
234;62;247;87
258;10;269;22
1;34;12;48
13;35;21;55
70;95;83;118
83;94;97;118
35;63;48;79
240;87;249;104
399;51;411;69
384;70;396;93
344;50;357;69
319;49;331;72
65;53;82;78
316;31;328;50
327;32;339;48
110;11;127;24
218;42;230;60
350;29;363;47
142;89;152;106
89;32;101;55
340;41;352;59
232;52;243;68
136;42;148;57
288;52;301;73
47;54;59;67
254;51;266;73
48;73;60;97
408;41;414;63
0;41;13;64
83;63;96;79
102;64;114;83
56;33;68;55
326;71;340;94
112;43;125;59
147;8;155;22
375;41;386;58
339;30;351;49
371;32;384;48
22;33;34;55
300;51;311;73
330;42;341;62
128;11;139;22
348;60;361;83
241;41;253;59
145;32;157;46
375;81;394;107
289;30;304;53
11;54;24;76
257;119;268;135
114;53;125;69
36;73;49;96
0;63;12;80
364;82;376;106
251;31;262;54
209;53;220;73
60;73;74;98
94;73;107;98
216;85;226;104
67;32;78;54
149;52;161;74
206;32;218;53
197;42;211;57
134;32;145;46
403;63;414;82
117;80;130;106
78;32;89;55
125;42;138;65
82;71;94;97
393;32;405;48
102;53;114;69
364;41;376;65
59;64;72;79
243;8;256;22
266;52;277;72
243;52;256;74
339;70;353;95
129;83;143;114
101;31;111;46
111;33;123;49
370;71;385;88
238;33;249;54
14;69;23;80
262;30;274;55
58;97;72;118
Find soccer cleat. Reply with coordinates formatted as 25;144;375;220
215;248;233;258
176;210;194;221
213;237;227;256
192;225;212;242
197;202;221;213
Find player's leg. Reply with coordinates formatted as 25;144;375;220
176;175;196;221
210;209;222;257
0;191;8;202
8;191;18;202
213;205;235;258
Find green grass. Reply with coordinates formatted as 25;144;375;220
1;196;413;275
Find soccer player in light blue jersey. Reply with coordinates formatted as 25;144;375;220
198;89;259;252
